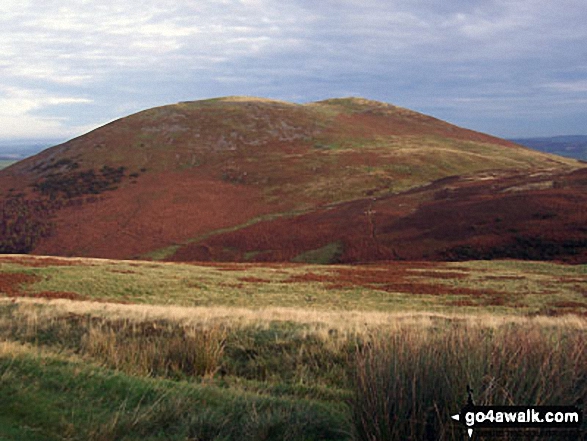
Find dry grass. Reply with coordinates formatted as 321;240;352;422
3;296;586;336
1;294;585;439
81;322;226;378
353;324;586;440
0;299;228;379
1;255;586;438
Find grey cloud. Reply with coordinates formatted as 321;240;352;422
0;0;586;140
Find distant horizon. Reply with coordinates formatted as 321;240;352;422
0;95;586;154
509;134;587;141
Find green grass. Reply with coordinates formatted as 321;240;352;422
0;341;349;440
0;301;585;440
0;255;586;439
273;133;577;202
1;256;585;315
291;241;344;264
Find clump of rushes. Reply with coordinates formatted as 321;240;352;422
352;324;586;440
1;300;585;439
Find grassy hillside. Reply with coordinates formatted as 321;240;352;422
0;97;581;261
0;255;585;439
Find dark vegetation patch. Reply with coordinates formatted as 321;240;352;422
0;197;54;253
0;164;144;254
108;269;138;274
549;300;587;309
32;165;126;199
443;236;587;262
481;274;526;281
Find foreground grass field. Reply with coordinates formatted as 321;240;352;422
0;255;586;440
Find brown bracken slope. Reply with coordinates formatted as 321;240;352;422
0;96;584;262
171;168;587;264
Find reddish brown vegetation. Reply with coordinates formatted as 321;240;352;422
284;264;503;297
25;291;87;300
32;174;273;259
549;300;587;309
0;256;83;267
0;162;132;254
170;168;587;264
0;272;40;296
0;97;584;263
0;271;84;300
238;276;272;283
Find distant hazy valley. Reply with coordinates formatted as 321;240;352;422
511;135;587;160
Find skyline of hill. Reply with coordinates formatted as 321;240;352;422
0;96;585;263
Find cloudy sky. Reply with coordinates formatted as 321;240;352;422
1;0;586;145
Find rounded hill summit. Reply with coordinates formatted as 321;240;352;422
0;96;584;262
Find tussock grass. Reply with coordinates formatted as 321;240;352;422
0;300;227;379
82;322;227;378
1;298;585;439
353;325;586;440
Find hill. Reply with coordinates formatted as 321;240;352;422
511;135;587;160
0;96;584;262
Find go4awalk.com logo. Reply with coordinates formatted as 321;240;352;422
451;405;583;438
